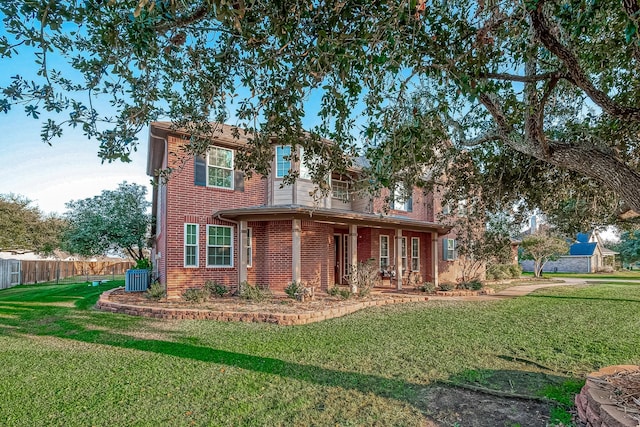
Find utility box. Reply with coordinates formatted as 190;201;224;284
125;269;149;292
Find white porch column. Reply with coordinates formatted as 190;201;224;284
395;229;403;290
239;221;248;284
292;219;301;283
349;224;358;273
432;233;439;288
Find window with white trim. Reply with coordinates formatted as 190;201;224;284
401;237;407;273
299;147;311;180
457;200;468;216
443;238;457;261
411;237;420;271
207;147;234;189
331;180;349;201
380;235;389;269
184;223;198;267
207;225;233;267
276;146;291;178
246;227;252;268
392;186;412;212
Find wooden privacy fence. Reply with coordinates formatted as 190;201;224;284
0;259;21;290
19;260;135;285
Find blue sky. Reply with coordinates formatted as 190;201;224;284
0;109;151;215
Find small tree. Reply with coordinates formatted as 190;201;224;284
520;233;569;278
0;194;65;254
613;231;640;267
63;182;150;261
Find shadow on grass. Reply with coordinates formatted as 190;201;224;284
0;282;574;426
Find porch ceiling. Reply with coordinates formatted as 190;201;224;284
214;204;451;234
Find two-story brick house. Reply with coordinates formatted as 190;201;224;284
147;122;461;299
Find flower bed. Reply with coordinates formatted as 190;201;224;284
97;287;430;325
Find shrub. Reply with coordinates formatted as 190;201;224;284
439;282;455;291
146;280;165;300
458;280;483;290
135;258;152;270
285;281;304;299
508;264;522;278
338;289;352;300
183;287;209;303
347;259;381;296
328;285;341;297
204;280;228;298
486;264;521;280
239;281;270;302
417;282;435;293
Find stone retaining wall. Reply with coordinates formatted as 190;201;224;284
575;365;640;427
435;288;495;297
96;288;429;325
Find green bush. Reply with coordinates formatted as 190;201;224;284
204;280;228;298
439;282;455;291
458;280;482;290
508;264;521;278
417;282;435;293
239;281;270;302
328;285;341;297
486;264;521;280
285;281;303;299
338;289;352;300
135;258;152;270
146;281;165;300
183;287;209;303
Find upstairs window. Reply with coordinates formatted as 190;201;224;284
392;186;413;212
276;146;291;178
457;200;468;216
208;147;234;189
299;148;311;180
331;180;349;201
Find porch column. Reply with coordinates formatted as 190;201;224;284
432;233;439;288
395;229;403;290
238;221;248;284
292;219;301;283
349;224;358;273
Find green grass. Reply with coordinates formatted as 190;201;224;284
1;281;640;426
521;270;640;280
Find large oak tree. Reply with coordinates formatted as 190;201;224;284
3;1;640;230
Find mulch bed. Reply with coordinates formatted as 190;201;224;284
105;287;431;315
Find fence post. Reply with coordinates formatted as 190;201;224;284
35;264;38;284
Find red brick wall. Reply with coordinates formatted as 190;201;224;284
300;221;333;291
262;220;293;292
372;188;436;222
163;135;268;298
357;228;372;264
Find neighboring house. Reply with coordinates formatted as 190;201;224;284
520;231;618;273
147;122;464;299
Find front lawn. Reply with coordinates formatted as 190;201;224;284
0;281;639;426
521;270;640;280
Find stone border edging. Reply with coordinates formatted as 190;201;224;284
96;287;429;325
575;365;640;427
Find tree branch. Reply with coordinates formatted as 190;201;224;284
477;71;563;83
530;4;640;121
